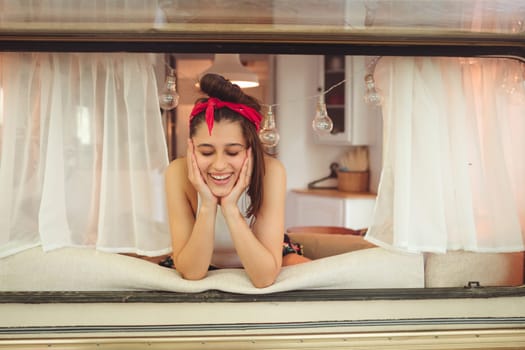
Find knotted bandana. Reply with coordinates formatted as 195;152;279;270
190;97;263;135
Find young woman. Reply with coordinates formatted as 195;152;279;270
163;73;308;288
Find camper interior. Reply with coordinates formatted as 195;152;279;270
1;1;525;349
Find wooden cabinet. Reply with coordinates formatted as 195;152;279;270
286;189;376;230
315;55;378;145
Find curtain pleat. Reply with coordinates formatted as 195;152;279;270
366;57;525;253
0;53;171;258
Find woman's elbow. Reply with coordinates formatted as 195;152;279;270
173;255;209;281
176;262;208;281
180;270;208;281
252;278;275;289
251;267;281;288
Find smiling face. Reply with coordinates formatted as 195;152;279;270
192;119;248;198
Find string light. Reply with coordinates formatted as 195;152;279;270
312;95;334;134
500;63;525;97
258;105;280;147
155;56;525;145
159;69;180;111
363;56;384;107
308;79;347;135
363;73;384;106
161;56;384;137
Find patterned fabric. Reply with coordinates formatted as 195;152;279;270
159;233;304;269
158;256;175;268
158;256;218;270
283;233;304;256
190;97;263;135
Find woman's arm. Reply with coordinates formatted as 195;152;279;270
165;157;216;280
221;156;287;288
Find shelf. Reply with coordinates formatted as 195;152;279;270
292;188;376;199
325;69;344;74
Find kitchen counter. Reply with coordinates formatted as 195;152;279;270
287;189;377;229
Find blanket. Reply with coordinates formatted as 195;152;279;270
0;246;424;293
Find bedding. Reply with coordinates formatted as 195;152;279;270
0;246;424;292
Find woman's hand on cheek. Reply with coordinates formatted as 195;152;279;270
186;139;217;205
220;147;252;211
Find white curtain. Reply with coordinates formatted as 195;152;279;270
366;57;525;253
0;52;171;258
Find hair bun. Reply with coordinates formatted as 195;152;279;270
199;73;261;111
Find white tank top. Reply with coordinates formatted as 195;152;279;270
197;191;252;268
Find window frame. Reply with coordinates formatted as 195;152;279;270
1;22;525;350
1;20;524;299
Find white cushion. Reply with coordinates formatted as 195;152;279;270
0;246;424;292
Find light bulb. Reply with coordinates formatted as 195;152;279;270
259;106;280;147
363;74;384;106
511;18;524;33
312;98;333;134
501;70;524;96
159;71;180;111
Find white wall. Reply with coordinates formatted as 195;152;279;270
275;55;382;192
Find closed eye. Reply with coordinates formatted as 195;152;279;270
196;144;215;157
225;145;246;157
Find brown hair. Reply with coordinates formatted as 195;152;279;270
190;73;265;218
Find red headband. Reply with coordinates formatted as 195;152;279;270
190;97;262;135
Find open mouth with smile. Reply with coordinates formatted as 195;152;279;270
209;173;234;185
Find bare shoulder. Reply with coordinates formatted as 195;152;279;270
165;157;197;212
165;158;188;189
166;157;187;177
263;155;286;182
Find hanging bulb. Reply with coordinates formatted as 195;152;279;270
159;70;180;111
511;18;524;33
312;96;333;134
259;106;280;147
501;69;524;96
363;74;384;106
